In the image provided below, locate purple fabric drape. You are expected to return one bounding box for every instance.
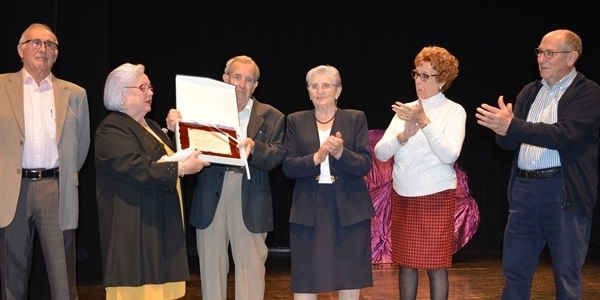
[365,130,480,264]
[452,163,480,253]
[365,130,394,264]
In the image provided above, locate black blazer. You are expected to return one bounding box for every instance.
[95,111,188,286]
[189,99,286,233]
[282,108,375,227]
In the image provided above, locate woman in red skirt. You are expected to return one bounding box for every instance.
[374,46,465,300]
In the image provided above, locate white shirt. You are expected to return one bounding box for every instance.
[238,98,253,139]
[22,70,59,169]
[318,128,333,184]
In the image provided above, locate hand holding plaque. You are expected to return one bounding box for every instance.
[174,75,250,178]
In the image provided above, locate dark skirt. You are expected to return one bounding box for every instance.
[391,189,455,269]
[289,184,373,293]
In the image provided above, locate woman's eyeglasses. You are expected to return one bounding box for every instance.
[124,84,154,92]
[307,83,339,92]
[411,70,437,82]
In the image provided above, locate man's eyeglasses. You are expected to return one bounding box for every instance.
[535,48,571,59]
[124,84,154,92]
[22,39,58,50]
[411,70,437,82]
[308,83,339,92]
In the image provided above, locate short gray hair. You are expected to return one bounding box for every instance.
[103,63,145,111]
[305,65,342,87]
[224,55,260,80]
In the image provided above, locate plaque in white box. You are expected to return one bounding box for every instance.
[175,75,248,171]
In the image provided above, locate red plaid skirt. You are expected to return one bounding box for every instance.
[391,189,455,269]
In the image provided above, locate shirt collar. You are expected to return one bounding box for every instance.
[542,68,577,91]
[22,69,53,89]
[239,98,254,118]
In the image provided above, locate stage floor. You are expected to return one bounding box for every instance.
[76,248,600,299]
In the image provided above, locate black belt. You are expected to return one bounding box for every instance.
[22,168,59,180]
[225,166,245,173]
[517,167,561,179]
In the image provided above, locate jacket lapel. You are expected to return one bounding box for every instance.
[6,72,25,137]
[52,76,68,145]
[246,100,264,139]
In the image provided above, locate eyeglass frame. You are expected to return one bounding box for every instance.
[411,69,438,82]
[124,84,154,92]
[21,39,58,50]
[307,83,339,92]
[534,48,571,59]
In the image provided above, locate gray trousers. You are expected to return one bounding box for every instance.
[0,178,78,300]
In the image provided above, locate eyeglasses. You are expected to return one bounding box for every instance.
[308,83,339,92]
[124,84,154,92]
[22,39,58,50]
[411,69,437,82]
[535,48,571,59]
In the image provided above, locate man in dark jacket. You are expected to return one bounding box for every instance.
[166,55,285,300]
[476,29,600,299]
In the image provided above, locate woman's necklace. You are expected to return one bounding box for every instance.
[315,108,337,124]
[316,114,335,124]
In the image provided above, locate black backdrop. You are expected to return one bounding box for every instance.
[2,1,599,284]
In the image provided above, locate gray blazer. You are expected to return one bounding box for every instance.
[189,98,285,233]
[0,70,90,230]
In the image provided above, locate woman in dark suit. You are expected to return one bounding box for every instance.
[95,63,209,299]
[282,65,375,300]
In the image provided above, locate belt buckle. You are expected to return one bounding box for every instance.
[315,175,337,183]
[523,171,534,179]
[30,171,43,181]
[518,168,532,179]
[226,166,244,173]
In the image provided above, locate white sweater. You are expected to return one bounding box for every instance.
[374,93,466,197]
